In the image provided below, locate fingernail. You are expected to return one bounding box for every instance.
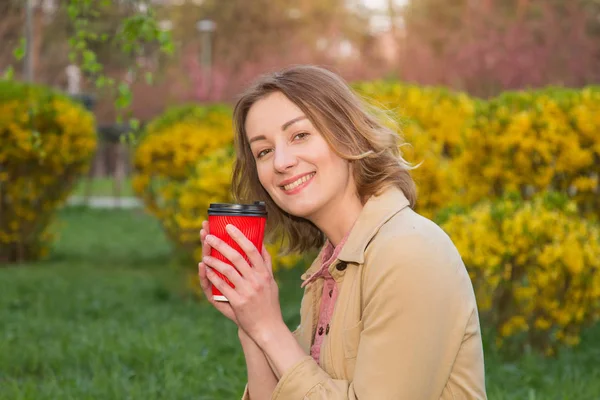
[226,224,236,233]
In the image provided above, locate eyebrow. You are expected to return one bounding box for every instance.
[249,135,266,144]
[248,115,307,145]
[281,115,307,131]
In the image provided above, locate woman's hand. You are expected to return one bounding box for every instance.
[202,224,285,345]
[198,221,239,325]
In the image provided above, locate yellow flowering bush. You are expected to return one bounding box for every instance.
[353,81,476,154]
[0,80,97,263]
[132,104,234,234]
[132,105,302,289]
[457,87,600,219]
[353,81,476,218]
[441,192,600,355]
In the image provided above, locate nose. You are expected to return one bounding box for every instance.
[273,144,298,173]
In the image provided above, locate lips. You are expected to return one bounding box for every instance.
[280,172,316,192]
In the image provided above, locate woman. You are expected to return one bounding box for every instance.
[198,65,487,399]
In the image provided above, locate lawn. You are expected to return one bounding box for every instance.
[71,176,134,198]
[1,207,599,399]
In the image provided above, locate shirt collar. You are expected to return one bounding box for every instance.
[300,228,351,287]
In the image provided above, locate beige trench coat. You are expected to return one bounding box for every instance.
[242,187,487,399]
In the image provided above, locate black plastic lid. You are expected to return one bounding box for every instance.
[208,201,267,216]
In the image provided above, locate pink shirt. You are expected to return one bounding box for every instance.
[301,233,350,365]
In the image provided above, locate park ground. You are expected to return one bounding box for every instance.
[1,203,599,399]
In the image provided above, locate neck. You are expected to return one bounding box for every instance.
[309,192,364,247]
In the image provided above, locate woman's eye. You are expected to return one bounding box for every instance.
[256,149,272,159]
[294,132,309,141]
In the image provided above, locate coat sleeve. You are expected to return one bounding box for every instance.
[269,231,484,399]
[240,326,304,400]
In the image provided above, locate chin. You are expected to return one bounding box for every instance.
[280,198,322,220]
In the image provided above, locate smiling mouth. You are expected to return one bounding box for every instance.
[281,172,316,192]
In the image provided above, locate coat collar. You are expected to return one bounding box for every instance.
[300,186,411,281]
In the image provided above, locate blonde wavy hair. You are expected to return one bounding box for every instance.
[232,65,417,253]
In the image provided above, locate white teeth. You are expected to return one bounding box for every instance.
[283,173,314,191]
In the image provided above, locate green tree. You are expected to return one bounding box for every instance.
[2,0,173,129]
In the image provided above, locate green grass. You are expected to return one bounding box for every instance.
[71,177,134,198]
[0,207,599,399]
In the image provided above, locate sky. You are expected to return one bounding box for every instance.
[361,0,408,11]
[358,0,408,33]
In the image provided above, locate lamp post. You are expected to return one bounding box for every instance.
[24,0,34,82]
[196,19,216,99]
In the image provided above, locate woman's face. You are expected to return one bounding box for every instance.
[245,91,356,221]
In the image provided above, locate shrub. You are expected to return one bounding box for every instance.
[0,80,97,263]
[352,80,476,155]
[352,81,476,218]
[456,87,600,219]
[132,104,234,229]
[441,192,600,355]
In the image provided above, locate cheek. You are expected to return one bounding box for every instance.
[322,151,350,177]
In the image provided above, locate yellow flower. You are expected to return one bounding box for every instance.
[534,318,552,330]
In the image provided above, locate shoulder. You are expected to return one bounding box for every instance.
[365,207,462,268]
[362,207,474,302]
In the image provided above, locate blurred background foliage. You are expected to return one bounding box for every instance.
[2,0,599,121]
[1,1,600,398]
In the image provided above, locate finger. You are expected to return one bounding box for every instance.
[201,226,212,258]
[205,233,252,277]
[205,266,238,302]
[200,263,238,322]
[203,255,245,289]
[202,237,211,258]
[198,262,215,303]
[200,220,209,241]
[224,224,265,276]
[262,245,274,277]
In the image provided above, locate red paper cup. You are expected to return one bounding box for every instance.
[207,202,267,302]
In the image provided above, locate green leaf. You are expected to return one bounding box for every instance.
[2,66,14,80]
[118,83,130,96]
[145,72,153,85]
[13,38,26,61]
[129,118,140,131]
[95,76,106,88]
[115,83,132,109]
[67,4,79,20]
[83,50,96,64]
[128,132,137,146]
[161,41,175,55]
[89,62,102,74]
